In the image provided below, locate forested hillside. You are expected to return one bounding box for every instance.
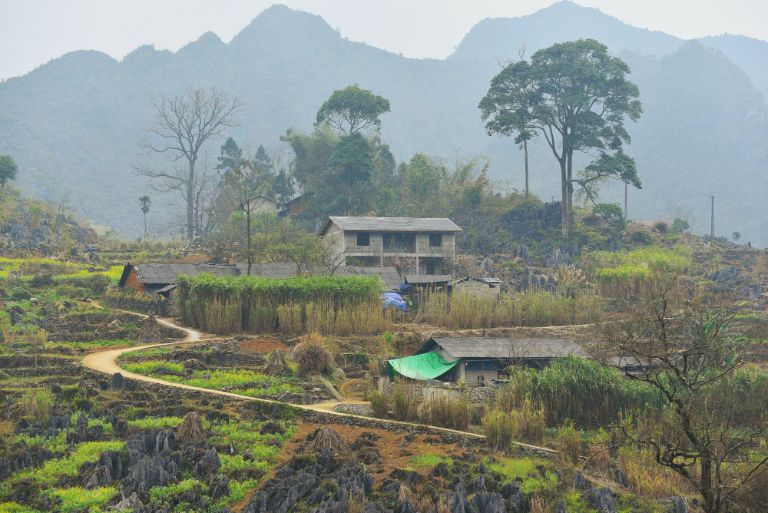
[0,1,767,243]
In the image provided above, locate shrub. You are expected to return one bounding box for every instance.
[628,229,653,245]
[555,422,582,465]
[369,390,389,418]
[294,334,331,376]
[671,218,689,234]
[652,221,669,234]
[18,388,54,425]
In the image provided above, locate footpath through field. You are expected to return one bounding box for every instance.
[82,308,557,454]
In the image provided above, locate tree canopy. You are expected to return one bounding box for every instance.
[316,85,391,135]
[0,155,18,189]
[479,39,642,238]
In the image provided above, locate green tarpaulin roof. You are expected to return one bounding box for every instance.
[387,351,459,380]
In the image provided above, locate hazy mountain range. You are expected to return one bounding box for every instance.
[1,1,767,244]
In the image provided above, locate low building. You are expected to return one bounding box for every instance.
[388,336,587,384]
[118,263,239,295]
[319,216,462,275]
[451,276,502,297]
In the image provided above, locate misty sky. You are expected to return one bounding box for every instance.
[2,0,767,81]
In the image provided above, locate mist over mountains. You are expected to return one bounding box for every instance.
[1,1,767,244]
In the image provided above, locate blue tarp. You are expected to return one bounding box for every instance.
[381,292,408,311]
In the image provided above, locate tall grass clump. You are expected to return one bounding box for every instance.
[417,290,601,329]
[483,409,517,453]
[177,274,388,335]
[392,383,419,422]
[419,393,471,430]
[369,390,390,418]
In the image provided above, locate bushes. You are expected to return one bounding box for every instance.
[506,356,663,428]
[294,334,331,376]
[177,274,388,335]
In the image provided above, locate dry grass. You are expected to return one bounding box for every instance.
[617,447,693,498]
[416,290,602,329]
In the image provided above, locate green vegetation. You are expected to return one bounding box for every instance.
[486,456,558,494]
[585,246,692,298]
[149,479,206,503]
[10,441,125,486]
[409,453,453,468]
[47,487,117,513]
[498,357,662,428]
[165,370,301,398]
[122,360,185,375]
[126,416,183,429]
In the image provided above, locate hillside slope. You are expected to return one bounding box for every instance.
[0,2,766,244]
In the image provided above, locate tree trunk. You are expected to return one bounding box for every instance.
[186,160,196,241]
[700,452,718,513]
[523,140,529,199]
[246,207,252,276]
[143,212,148,242]
[566,150,574,237]
[560,159,569,238]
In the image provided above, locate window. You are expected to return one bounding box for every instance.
[429,233,442,247]
[356,232,370,246]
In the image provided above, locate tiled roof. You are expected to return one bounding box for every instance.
[320,216,461,234]
[428,337,586,359]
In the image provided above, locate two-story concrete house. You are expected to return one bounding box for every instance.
[318,216,462,275]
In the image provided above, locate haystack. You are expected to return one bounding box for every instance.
[137,315,166,343]
[308,427,350,456]
[176,412,207,446]
[264,351,291,377]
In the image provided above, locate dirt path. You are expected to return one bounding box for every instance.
[82,309,557,453]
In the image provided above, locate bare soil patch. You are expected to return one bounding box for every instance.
[238,337,288,353]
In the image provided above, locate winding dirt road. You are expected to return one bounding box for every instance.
[82,311,557,453]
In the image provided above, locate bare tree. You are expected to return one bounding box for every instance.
[139,88,239,240]
[603,269,768,513]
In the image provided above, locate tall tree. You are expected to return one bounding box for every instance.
[316,85,390,136]
[140,88,239,240]
[138,195,151,242]
[479,60,536,199]
[479,39,642,237]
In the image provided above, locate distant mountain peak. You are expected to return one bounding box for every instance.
[449,0,681,61]
[230,4,338,49]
